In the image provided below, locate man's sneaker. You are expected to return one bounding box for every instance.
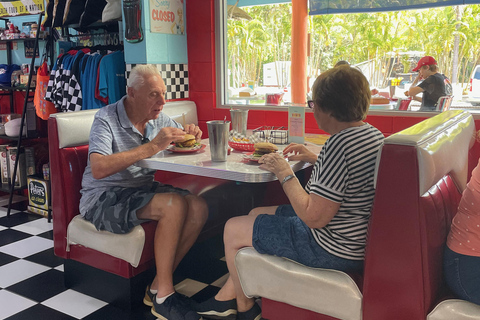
[143,285,154,307]
[151,293,202,320]
[236,303,262,320]
[195,296,237,320]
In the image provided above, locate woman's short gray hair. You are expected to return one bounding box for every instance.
[127,64,162,90]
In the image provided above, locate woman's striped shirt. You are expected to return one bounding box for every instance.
[305,123,384,260]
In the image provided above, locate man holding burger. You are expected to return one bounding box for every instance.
[404,56,452,111]
[79,64,207,320]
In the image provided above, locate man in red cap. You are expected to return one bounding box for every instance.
[405,56,452,111]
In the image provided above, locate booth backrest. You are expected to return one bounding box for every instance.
[363,110,475,320]
[48,101,199,259]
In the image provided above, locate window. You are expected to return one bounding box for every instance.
[216,1,480,113]
[216,1,293,108]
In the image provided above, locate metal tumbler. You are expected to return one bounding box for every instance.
[207,120,231,162]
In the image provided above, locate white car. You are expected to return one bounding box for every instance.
[467,65,480,105]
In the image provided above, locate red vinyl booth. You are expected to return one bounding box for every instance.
[48,105,273,309]
[235,110,475,320]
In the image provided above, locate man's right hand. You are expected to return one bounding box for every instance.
[151,127,187,151]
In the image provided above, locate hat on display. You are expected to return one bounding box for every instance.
[412,56,437,72]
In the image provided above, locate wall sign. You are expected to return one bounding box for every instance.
[0,0,44,17]
[150,0,185,34]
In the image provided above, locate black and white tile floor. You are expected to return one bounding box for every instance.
[0,195,229,320]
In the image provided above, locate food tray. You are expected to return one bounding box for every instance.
[228,141,255,152]
[253,126,288,144]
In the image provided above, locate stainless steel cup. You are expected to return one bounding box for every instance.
[230,109,248,136]
[207,120,231,162]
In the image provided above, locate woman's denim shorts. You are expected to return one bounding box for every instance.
[252,204,363,272]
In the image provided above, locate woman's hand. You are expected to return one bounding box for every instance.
[283,143,318,164]
[259,152,292,178]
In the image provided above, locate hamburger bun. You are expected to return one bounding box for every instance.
[175,134,197,148]
[253,142,278,158]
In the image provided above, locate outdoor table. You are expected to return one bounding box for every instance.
[136,140,323,183]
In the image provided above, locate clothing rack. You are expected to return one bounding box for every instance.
[7,12,45,221]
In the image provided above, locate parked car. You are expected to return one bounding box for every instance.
[467,65,480,105]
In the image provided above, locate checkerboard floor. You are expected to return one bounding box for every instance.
[0,195,228,320]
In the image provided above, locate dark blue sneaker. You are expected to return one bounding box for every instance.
[195,296,237,320]
[236,303,261,320]
[151,293,202,320]
[143,285,154,307]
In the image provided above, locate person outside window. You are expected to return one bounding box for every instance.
[444,152,480,306]
[404,56,451,111]
[79,64,207,320]
[195,66,385,320]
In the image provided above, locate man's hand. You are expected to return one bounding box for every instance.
[151,127,186,151]
[183,123,202,141]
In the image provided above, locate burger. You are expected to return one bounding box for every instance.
[253,142,278,159]
[175,134,198,149]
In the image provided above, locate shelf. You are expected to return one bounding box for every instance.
[0,135,27,140]
[0,183,25,192]
[0,85,36,92]
[0,36,47,43]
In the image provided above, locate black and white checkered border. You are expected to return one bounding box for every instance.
[126,63,189,100]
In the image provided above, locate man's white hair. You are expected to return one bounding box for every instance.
[127,64,162,90]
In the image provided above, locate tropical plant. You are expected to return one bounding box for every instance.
[227,4,480,89]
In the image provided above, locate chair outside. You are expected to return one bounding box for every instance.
[435,96,453,112]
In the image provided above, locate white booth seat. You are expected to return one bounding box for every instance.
[427,299,480,320]
[51,101,198,267]
[235,247,363,320]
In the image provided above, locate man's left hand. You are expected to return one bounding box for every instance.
[184,124,202,141]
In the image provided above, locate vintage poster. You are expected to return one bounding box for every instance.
[150,0,185,34]
[0,0,44,17]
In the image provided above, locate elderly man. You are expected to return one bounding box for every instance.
[79,64,208,320]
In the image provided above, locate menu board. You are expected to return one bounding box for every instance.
[150,0,185,35]
[288,106,305,144]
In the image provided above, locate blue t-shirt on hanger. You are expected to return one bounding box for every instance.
[98,51,126,104]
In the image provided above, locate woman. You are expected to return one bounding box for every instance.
[195,66,385,320]
[444,154,480,305]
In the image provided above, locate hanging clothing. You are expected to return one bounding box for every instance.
[97,50,126,104]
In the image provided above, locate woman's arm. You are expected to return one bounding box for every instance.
[281,174,340,229]
[259,153,340,229]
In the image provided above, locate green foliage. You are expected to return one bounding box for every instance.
[227,4,480,88]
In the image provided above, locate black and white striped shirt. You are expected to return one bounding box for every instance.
[305,123,384,260]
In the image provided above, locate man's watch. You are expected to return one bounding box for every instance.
[281,174,296,186]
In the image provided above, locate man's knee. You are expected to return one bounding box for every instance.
[186,195,208,225]
[150,193,189,220]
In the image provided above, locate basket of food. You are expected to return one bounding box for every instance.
[228,140,255,152]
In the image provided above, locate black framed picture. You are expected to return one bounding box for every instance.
[24,40,39,58]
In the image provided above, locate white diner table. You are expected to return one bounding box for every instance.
[137,140,323,183]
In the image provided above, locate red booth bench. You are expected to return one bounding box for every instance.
[48,101,273,309]
[235,110,475,320]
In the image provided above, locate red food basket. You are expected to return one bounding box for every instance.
[228,141,255,151]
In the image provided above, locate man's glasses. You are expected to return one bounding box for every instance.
[141,137,150,144]
[307,100,315,109]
